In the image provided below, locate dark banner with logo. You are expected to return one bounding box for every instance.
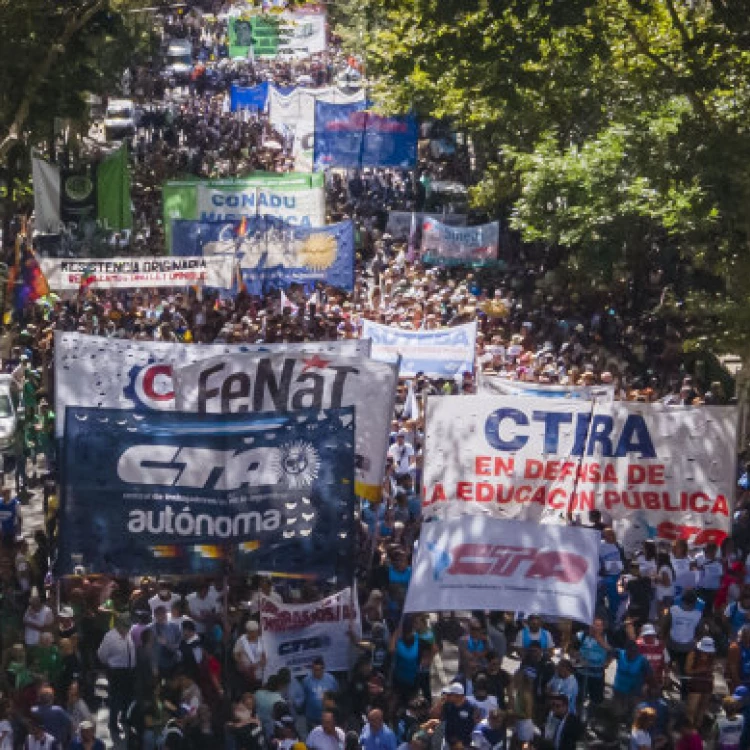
[60,167,97,226]
[58,407,356,578]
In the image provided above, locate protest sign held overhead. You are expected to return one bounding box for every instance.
[479,374,615,402]
[173,352,398,501]
[362,319,477,378]
[260,587,360,677]
[404,517,599,623]
[58,407,356,577]
[54,332,371,438]
[423,395,737,550]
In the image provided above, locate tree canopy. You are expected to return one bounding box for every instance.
[356,0,750,355]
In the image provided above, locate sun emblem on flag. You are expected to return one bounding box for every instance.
[272,441,321,489]
[299,234,338,270]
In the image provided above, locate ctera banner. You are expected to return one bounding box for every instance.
[313,101,418,169]
[172,352,398,501]
[361,320,476,378]
[40,256,234,290]
[171,218,355,293]
[403,517,599,622]
[260,587,360,677]
[423,395,737,552]
[58,407,356,577]
[421,218,500,265]
[53,332,371,438]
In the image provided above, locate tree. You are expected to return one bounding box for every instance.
[0,0,158,160]
[357,0,750,356]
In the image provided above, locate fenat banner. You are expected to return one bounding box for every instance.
[313,101,418,169]
[385,211,467,241]
[230,82,269,112]
[423,395,738,552]
[173,352,398,501]
[40,256,234,291]
[171,218,354,293]
[260,587,360,677]
[269,86,365,172]
[421,218,500,265]
[58,407,356,577]
[478,374,615,403]
[162,173,325,251]
[53,332,371,438]
[404,517,599,623]
[361,320,476,378]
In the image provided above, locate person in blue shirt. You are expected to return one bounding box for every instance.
[612,640,651,721]
[300,657,339,731]
[360,709,398,750]
[0,488,19,548]
[69,719,105,750]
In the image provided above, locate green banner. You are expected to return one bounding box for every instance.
[251,16,280,58]
[96,145,132,231]
[228,17,253,59]
[163,173,326,252]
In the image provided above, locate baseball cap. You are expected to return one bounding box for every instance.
[640,624,657,637]
[245,620,260,633]
[442,682,465,696]
[697,636,716,653]
[79,720,94,730]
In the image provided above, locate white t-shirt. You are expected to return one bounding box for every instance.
[599,542,624,576]
[671,556,696,594]
[630,728,652,750]
[24,604,53,646]
[148,592,183,615]
[306,726,345,750]
[467,694,498,720]
[186,590,218,633]
[697,554,723,590]
[0,719,12,750]
[388,441,415,474]
[656,566,675,601]
[715,714,744,750]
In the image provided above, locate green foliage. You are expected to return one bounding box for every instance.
[354,0,750,355]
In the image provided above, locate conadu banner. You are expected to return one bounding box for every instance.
[423,395,737,551]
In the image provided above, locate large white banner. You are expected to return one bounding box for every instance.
[404,517,599,623]
[40,257,234,291]
[361,320,476,378]
[54,333,371,438]
[269,87,365,172]
[196,184,326,227]
[479,375,615,402]
[173,352,398,501]
[422,219,499,264]
[260,588,359,676]
[423,395,737,551]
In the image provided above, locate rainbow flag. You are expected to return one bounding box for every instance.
[14,246,49,312]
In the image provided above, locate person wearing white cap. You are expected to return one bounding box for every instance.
[626,620,670,689]
[69,719,104,750]
[233,619,266,690]
[684,636,716,726]
[431,682,476,747]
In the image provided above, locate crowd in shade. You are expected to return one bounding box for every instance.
[0,2,745,750]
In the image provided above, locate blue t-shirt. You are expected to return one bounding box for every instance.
[301,672,339,722]
[360,724,398,750]
[0,498,18,536]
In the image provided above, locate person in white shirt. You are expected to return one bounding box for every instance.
[23,590,53,648]
[466,674,498,720]
[233,620,266,689]
[148,581,182,616]
[23,720,55,750]
[387,432,415,478]
[696,542,723,613]
[186,582,218,635]
[97,614,136,741]
[306,711,345,750]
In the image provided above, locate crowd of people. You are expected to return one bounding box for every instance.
[0,1,745,750]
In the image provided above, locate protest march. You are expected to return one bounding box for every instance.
[0,1,748,750]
